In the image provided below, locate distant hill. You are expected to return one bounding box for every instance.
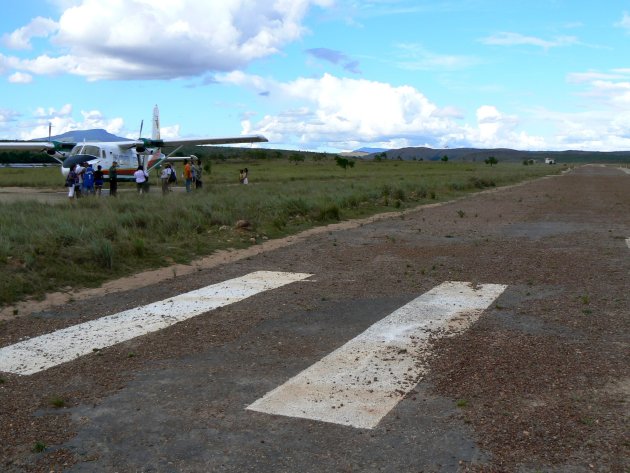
[0,129,132,164]
[338,151,370,157]
[35,128,129,143]
[356,147,388,153]
[368,147,630,164]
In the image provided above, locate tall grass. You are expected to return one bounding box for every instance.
[0,166,62,188]
[0,160,561,305]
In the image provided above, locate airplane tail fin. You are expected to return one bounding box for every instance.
[152,105,160,140]
[146,104,165,172]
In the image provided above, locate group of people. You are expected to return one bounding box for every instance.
[65,162,105,199]
[182,159,203,193]
[159,158,203,194]
[66,158,207,199]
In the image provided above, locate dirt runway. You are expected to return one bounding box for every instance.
[0,165,628,472]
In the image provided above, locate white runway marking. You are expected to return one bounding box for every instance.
[0,271,311,376]
[247,281,506,429]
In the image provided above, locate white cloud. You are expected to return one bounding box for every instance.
[431,106,464,119]
[466,105,544,149]
[568,69,630,109]
[221,72,546,151]
[34,104,73,118]
[616,11,630,30]
[225,72,450,147]
[159,124,181,140]
[567,71,626,83]
[0,109,20,127]
[506,69,630,150]
[554,111,630,150]
[4,0,333,80]
[0,103,187,141]
[8,72,33,84]
[395,43,480,71]
[0,104,127,140]
[1,17,58,50]
[480,32,578,50]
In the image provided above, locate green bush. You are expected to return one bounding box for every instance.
[91,239,114,270]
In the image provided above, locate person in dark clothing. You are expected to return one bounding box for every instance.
[109,161,118,197]
[94,165,104,196]
[66,164,77,200]
[194,159,203,189]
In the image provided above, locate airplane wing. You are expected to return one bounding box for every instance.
[139,134,268,149]
[0,141,76,153]
[161,134,268,147]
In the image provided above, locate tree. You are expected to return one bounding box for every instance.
[288,153,305,164]
[441,155,449,163]
[485,156,498,166]
[335,156,354,170]
[248,149,267,160]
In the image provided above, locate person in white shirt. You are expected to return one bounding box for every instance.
[134,166,148,193]
[74,162,85,198]
[160,164,172,195]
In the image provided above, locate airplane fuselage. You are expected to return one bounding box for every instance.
[62,142,165,181]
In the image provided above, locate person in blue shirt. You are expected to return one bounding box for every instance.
[83,163,95,195]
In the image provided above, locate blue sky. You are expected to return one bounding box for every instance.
[1,0,630,152]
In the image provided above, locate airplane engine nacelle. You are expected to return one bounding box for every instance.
[46,149,57,156]
[136,145,146,153]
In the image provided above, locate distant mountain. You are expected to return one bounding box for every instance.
[367,147,630,164]
[35,128,129,143]
[356,147,388,153]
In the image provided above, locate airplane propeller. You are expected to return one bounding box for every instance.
[135,120,147,152]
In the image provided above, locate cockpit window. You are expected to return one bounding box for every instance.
[69,144,100,157]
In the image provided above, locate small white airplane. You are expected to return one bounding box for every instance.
[0,105,268,181]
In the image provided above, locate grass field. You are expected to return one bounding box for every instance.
[0,158,563,306]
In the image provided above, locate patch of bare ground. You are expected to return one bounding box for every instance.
[427,167,630,472]
[429,325,628,472]
[0,297,278,471]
